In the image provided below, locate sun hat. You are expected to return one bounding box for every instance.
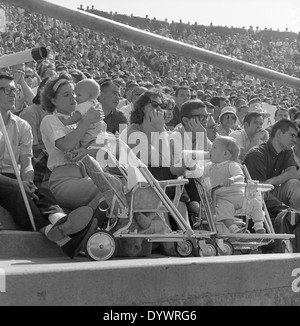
[219,106,237,121]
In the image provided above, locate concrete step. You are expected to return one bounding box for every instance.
[0,230,65,258]
[0,253,300,306]
[0,205,65,258]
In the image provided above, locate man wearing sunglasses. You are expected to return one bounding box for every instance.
[170,99,213,206]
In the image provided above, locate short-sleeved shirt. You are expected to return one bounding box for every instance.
[40,113,78,171]
[0,111,33,174]
[244,140,298,182]
[230,128,266,150]
[104,109,128,135]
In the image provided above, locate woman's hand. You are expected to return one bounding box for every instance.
[84,106,103,124]
[148,109,165,132]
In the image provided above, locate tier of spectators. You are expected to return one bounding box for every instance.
[1,2,300,110]
[2,2,300,255]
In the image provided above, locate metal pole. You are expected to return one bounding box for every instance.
[0,113,36,231]
[3,0,300,90]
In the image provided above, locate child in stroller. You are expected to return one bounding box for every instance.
[203,136,266,234]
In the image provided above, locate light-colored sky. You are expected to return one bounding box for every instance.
[46,0,300,33]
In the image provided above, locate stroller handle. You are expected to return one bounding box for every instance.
[96,134,148,169]
[230,182,274,192]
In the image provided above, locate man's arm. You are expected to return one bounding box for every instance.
[265,166,299,186]
[13,70,35,105]
[19,153,34,182]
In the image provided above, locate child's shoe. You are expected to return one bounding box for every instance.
[254,222,266,234]
[228,224,243,233]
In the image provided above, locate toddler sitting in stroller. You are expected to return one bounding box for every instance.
[203,136,266,233]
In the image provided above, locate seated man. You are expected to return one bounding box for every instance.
[230,111,269,162]
[244,119,300,223]
[0,73,95,258]
[99,79,128,135]
[19,78,51,187]
[170,99,211,206]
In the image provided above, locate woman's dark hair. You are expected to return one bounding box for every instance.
[130,88,164,125]
[32,77,49,105]
[41,72,73,113]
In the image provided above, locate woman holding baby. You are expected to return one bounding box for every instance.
[40,73,104,211]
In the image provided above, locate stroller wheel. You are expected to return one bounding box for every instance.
[197,239,218,257]
[218,240,234,256]
[175,240,194,257]
[85,230,117,261]
[240,249,251,254]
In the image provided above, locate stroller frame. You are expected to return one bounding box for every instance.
[193,165,295,255]
[82,138,217,261]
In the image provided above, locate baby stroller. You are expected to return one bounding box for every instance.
[80,137,218,261]
[191,166,295,256]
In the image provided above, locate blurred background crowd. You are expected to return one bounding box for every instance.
[0,2,300,123]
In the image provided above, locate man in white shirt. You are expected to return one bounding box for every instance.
[170,100,211,204]
[230,111,269,162]
[119,86,147,122]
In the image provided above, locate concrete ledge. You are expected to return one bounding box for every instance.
[0,231,65,258]
[1,254,300,306]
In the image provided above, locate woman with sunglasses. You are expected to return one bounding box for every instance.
[119,88,191,250]
[120,88,170,170]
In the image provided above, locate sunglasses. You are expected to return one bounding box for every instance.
[188,113,212,120]
[148,100,167,110]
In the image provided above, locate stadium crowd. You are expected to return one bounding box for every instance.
[1,2,300,257]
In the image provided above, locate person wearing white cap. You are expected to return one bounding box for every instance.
[234,98,249,129]
[216,106,237,136]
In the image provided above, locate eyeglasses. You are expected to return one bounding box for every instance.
[0,87,20,95]
[148,100,167,110]
[188,113,212,120]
